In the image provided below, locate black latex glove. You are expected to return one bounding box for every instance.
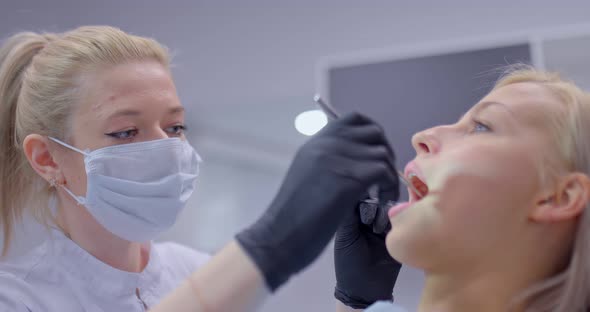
[236,112,399,292]
[334,197,402,308]
[358,191,393,235]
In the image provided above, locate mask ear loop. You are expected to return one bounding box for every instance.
[58,185,85,206]
[47,137,89,156]
[48,181,84,210]
[47,177,79,203]
[46,137,88,206]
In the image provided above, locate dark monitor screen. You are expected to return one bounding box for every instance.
[324,43,530,199]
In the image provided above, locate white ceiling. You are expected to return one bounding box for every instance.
[2,0,590,161]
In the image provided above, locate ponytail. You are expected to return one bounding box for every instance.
[0,33,51,256]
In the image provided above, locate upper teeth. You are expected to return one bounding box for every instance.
[408,172,417,179]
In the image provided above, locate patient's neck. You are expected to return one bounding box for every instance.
[419,271,524,312]
[417,249,563,312]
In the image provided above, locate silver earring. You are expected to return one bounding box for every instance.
[49,177,57,188]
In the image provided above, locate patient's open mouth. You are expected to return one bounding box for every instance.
[408,172,429,203]
[388,162,431,219]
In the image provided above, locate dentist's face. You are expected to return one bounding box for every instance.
[385,82,565,272]
[53,60,186,202]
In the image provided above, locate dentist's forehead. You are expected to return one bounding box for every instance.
[81,61,175,116]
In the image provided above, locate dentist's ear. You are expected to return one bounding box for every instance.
[530,172,590,223]
[23,134,64,185]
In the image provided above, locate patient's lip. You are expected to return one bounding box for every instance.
[388,201,411,218]
[404,161,425,183]
[404,160,429,202]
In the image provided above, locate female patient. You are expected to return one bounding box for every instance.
[405,67,590,311]
[149,66,590,312]
[336,66,590,312]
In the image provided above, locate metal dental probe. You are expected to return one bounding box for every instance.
[313,94,424,198]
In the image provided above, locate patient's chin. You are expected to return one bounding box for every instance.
[385,226,424,267]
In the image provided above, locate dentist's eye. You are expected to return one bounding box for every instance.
[165,124,186,136]
[470,119,492,134]
[105,129,138,139]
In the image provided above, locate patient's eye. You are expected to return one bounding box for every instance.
[470,119,492,134]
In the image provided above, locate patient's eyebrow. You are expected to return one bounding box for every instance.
[460,101,518,122]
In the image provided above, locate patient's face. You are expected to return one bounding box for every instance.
[385,82,565,271]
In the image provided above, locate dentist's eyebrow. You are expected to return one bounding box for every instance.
[107,106,184,120]
[107,109,141,120]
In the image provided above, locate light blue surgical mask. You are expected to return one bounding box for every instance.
[49,137,202,242]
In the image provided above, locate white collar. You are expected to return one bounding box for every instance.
[46,229,162,296]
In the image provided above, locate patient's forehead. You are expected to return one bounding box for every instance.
[481,82,565,131]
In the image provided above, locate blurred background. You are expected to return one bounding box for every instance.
[2,1,590,311]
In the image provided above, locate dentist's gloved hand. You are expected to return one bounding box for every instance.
[334,198,402,308]
[236,112,399,292]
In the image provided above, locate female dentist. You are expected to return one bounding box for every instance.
[0,25,400,311]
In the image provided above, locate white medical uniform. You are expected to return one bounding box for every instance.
[0,229,209,311]
[365,301,409,312]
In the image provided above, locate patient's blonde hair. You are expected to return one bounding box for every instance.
[494,65,590,311]
[0,26,169,256]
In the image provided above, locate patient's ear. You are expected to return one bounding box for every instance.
[530,172,590,223]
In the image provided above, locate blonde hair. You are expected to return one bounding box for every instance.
[0,26,169,256]
[494,66,590,311]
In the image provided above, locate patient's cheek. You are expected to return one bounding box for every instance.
[426,160,495,195]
